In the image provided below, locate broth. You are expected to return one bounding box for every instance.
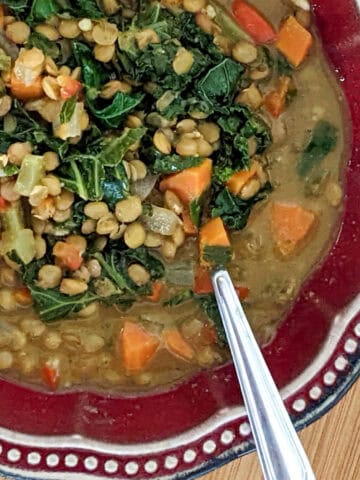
[0,0,348,391]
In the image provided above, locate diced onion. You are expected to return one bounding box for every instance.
[141,205,180,236]
[131,175,159,200]
[165,261,195,286]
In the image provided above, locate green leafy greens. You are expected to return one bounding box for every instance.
[297,120,338,177]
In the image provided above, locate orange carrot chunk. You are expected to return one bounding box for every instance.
[13,287,32,306]
[159,158,212,204]
[235,286,250,300]
[194,265,213,294]
[122,321,160,374]
[0,196,9,211]
[226,163,258,195]
[10,72,44,101]
[0,5,5,30]
[42,361,60,390]
[276,16,313,67]
[271,202,316,256]
[199,217,232,266]
[181,208,198,235]
[163,328,195,361]
[147,281,165,303]
[232,0,277,44]
[53,241,83,271]
[263,76,291,118]
[59,76,82,100]
[200,217,231,249]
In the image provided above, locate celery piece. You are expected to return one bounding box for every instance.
[1,203,24,233]
[14,229,36,265]
[14,154,45,196]
[209,0,253,43]
[0,229,36,265]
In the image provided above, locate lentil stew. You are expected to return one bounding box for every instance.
[0,0,347,391]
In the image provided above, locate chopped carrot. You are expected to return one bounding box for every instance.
[271,202,316,256]
[0,196,8,211]
[232,0,277,44]
[199,217,231,266]
[235,286,250,300]
[194,265,213,294]
[276,16,313,67]
[10,72,44,101]
[13,287,32,306]
[147,281,165,302]
[226,163,258,195]
[159,159,212,204]
[53,241,83,271]
[163,328,195,361]
[58,76,82,100]
[201,323,218,345]
[42,361,60,390]
[0,5,5,30]
[194,266,249,300]
[263,76,291,118]
[122,321,160,374]
[181,208,198,235]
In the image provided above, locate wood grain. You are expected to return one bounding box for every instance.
[202,379,360,480]
[0,381,358,480]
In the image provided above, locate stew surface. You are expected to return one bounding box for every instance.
[0,0,347,391]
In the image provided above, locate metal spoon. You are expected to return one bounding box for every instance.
[212,268,316,480]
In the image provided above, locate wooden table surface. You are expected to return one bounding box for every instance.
[0,380,358,480]
[203,379,360,480]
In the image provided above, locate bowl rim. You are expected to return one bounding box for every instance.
[0,0,360,478]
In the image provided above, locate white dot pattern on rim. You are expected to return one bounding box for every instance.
[344,338,358,354]
[183,449,196,463]
[221,430,235,445]
[125,461,139,476]
[309,385,322,400]
[203,440,216,454]
[46,454,59,468]
[335,355,348,371]
[239,422,251,436]
[65,454,79,468]
[144,460,158,474]
[164,455,178,470]
[292,398,306,412]
[84,456,98,471]
[0,445,3,455]
[323,370,337,386]
[104,460,118,474]
[354,323,360,337]
[7,449,21,462]
[27,452,41,466]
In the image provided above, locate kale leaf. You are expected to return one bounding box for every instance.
[213,105,272,179]
[94,247,164,296]
[58,155,105,201]
[103,163,130,207]
[100,127,147,166]
[150,149,203,174]
[211,183,272,230]
[202,246,232,266]
[164,289,194,306]
[0,100,68,156]
[196,294,227,346]
[87,92,144,128]
[28,286,101,323]
[60,96,77,124]
[297,120,338,177]
[26,31,60,58]
[197,58,243,104]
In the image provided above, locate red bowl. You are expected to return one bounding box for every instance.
[1,1,360,478]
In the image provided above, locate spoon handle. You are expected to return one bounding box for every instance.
[212,269,316,480]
